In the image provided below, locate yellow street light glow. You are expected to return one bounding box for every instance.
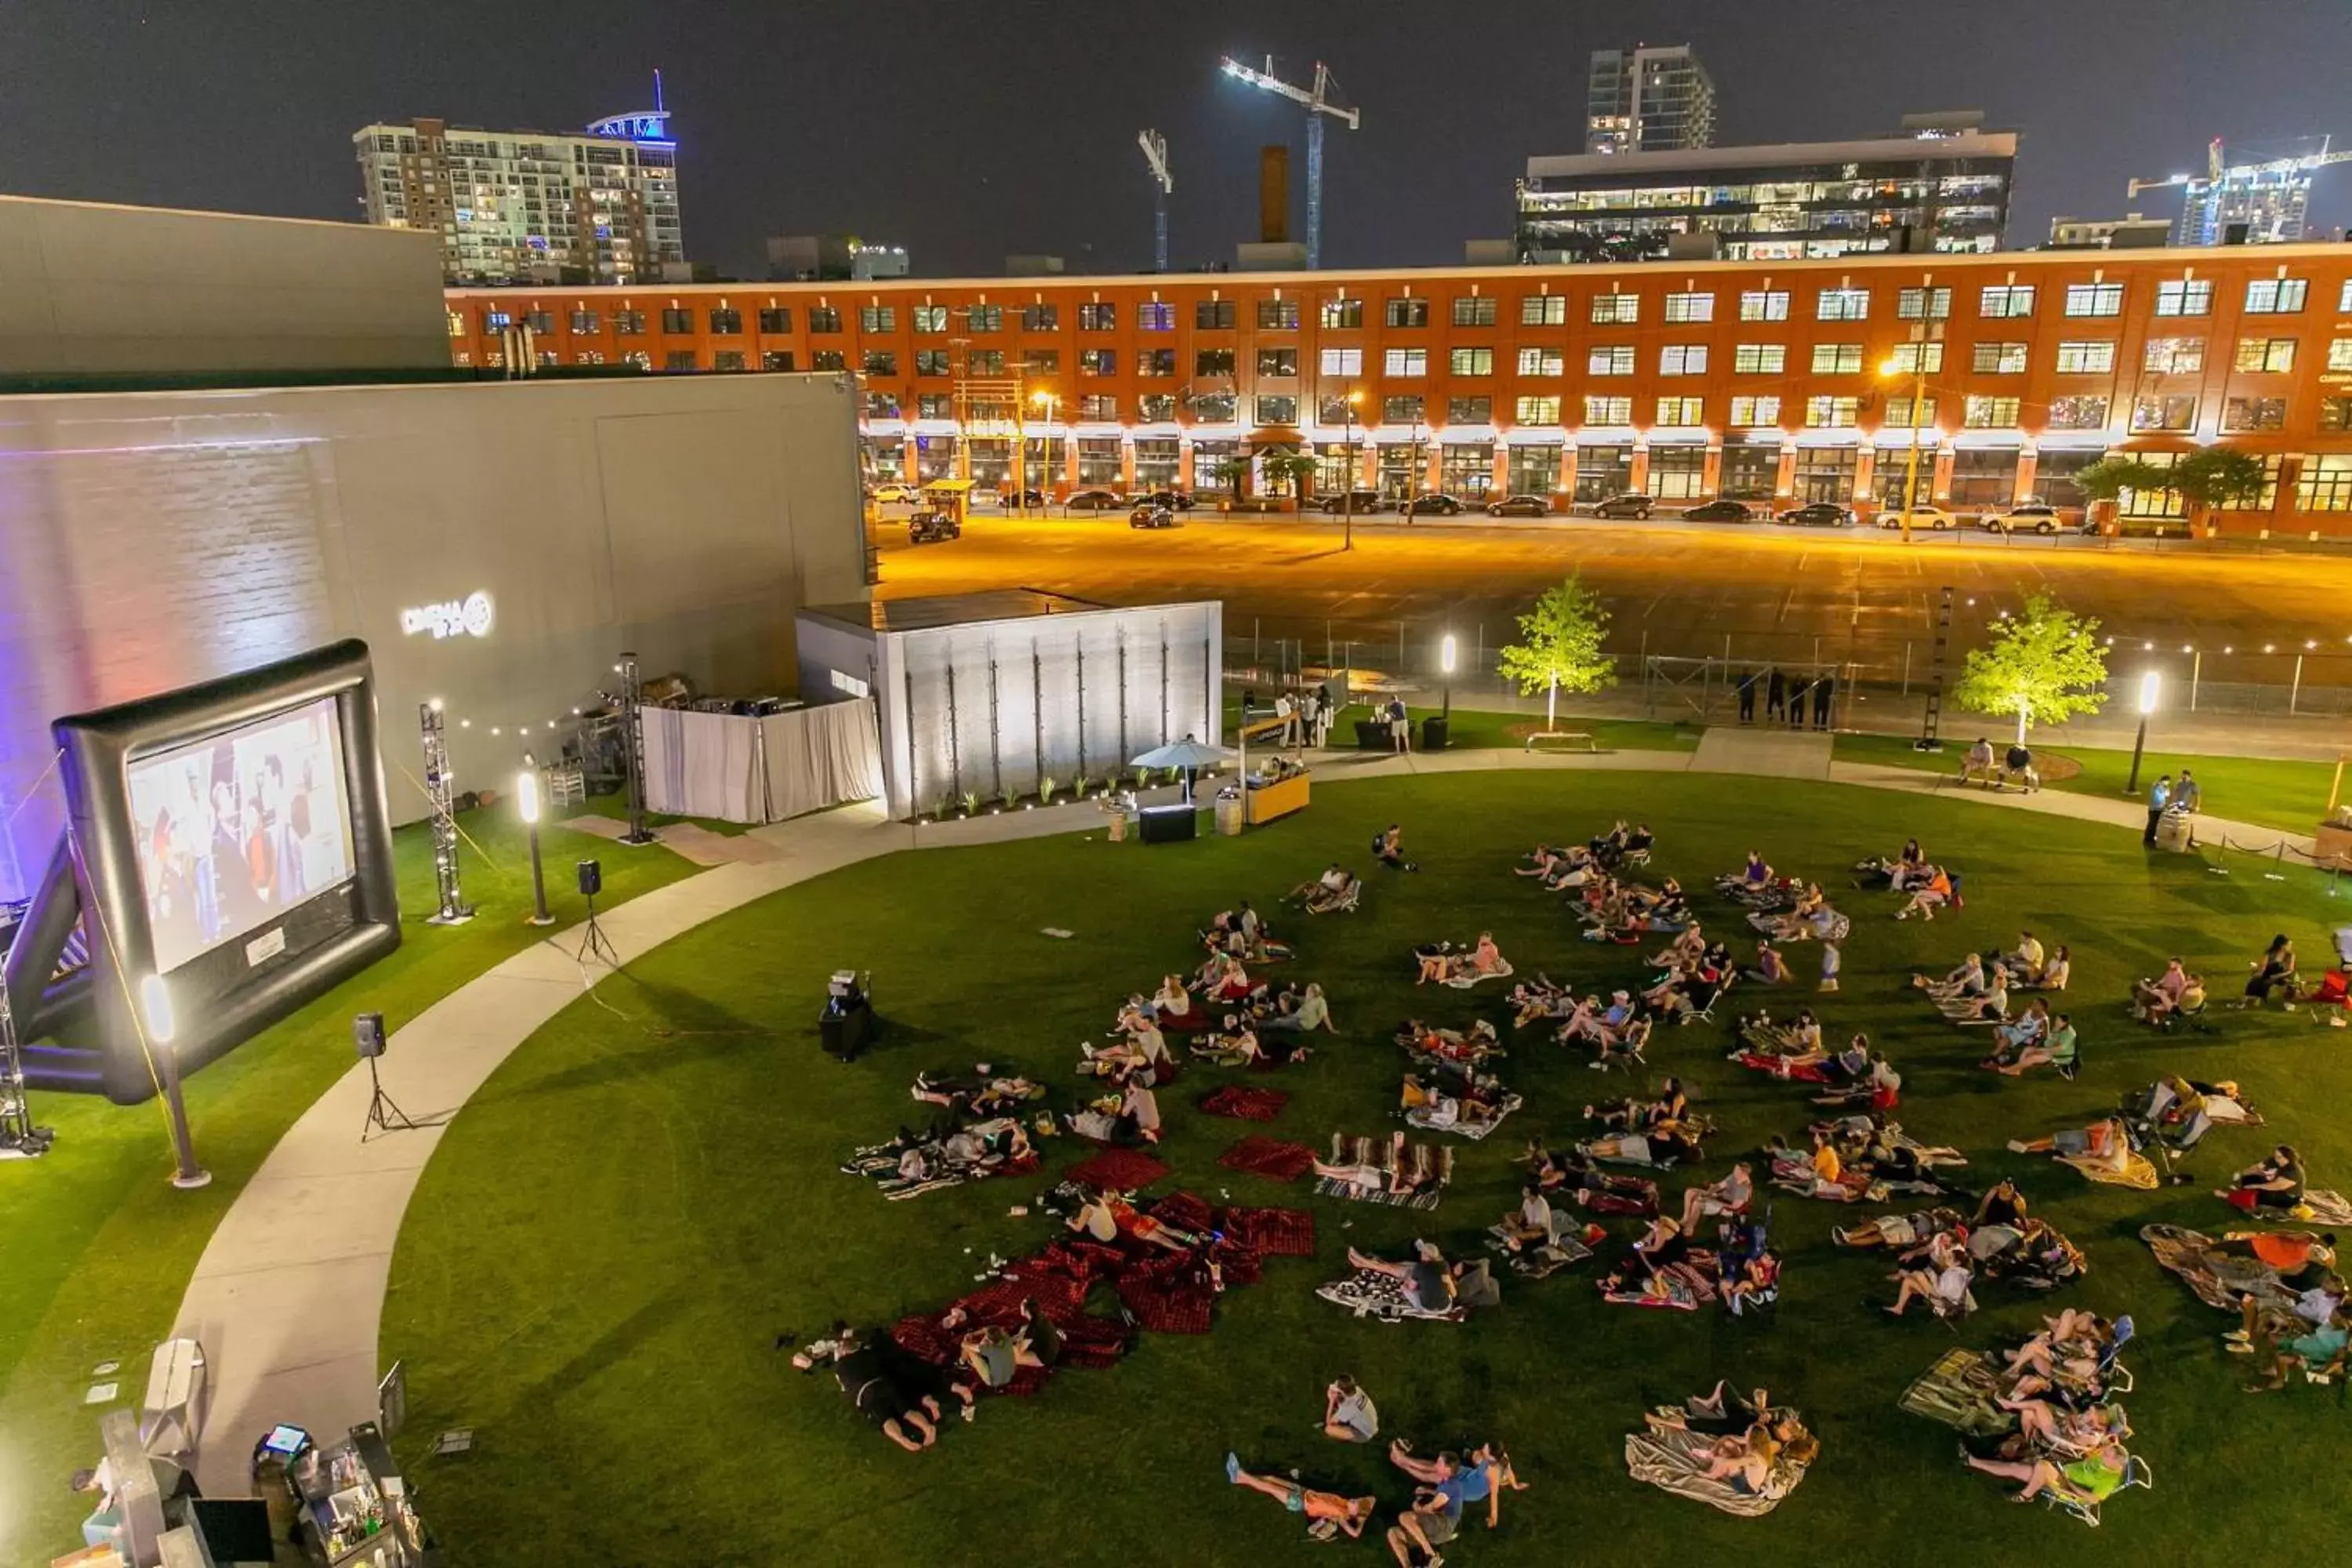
[1878,357,1906,378]
[517,769,542,825]
[1441,633,1458,674]
[2138,671,2161,715]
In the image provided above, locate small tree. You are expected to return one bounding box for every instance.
[1211,455,1250,501]
[1496,575,1616,728]
[2070,455,2169,503]
[1263,451,1318,499]
[1952,592,2110,746]
[2172,448,2269,532]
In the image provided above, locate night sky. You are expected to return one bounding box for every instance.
[3,0,2348,279]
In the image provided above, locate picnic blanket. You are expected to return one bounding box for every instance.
[1218,1135,1318,1183]
[1314,1267,1468,1323]
[1200,1084,1289,1122]
[2288,1189,2352,1226]
[1065,1147,1172,1192]
[1406,1093,1523,1141]
[1624,1417,1811,1515]
[1897,1348,2015,1438]
[2060,1151,2159,1189]
[1445,958,1518,989]
[1601,1261,1715,1311]
[2143,1222,2302,1316]
[841,1142,1040,1201]
[1316,1174,1444,1210]
[1221,1205,1317,1257]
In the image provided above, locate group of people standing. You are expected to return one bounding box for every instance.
[1734,668,1837,731]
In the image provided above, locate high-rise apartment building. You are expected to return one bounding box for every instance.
[354,107,687,286]
[1585,45,1716,155]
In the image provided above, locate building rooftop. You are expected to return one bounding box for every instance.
[800,590,1109,634]
[1526,129,2019,181]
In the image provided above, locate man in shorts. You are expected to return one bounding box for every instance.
[794,1324,961,1452]
[1225,1454,1376,1538]
[1384,1451,1467,1566]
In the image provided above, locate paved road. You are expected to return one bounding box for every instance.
[875,510,2352,688]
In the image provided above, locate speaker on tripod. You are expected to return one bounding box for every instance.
[575,860,620,967]
[356,1012,416,1141]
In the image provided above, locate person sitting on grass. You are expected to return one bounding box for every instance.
[957,1323,1044,1391]
[1886,1232,1973,1317]
[2218,1145,2308,1213]
[1915,951,1987,1002]
[2131,958,2200,1023]
[1894,866,1955,921]
[2244,1305,2352,1392]
[1192,1014,1264,1068]
[1586,1077,1689,1131]
[1323,1376,1381,1443]
[1990,1013,2076,1077]
[1374,824,1419,873]
[1984,998,2050,1063]
[1417,931,1505,985]
[1347,1244,1462,1315]
[1194,949,1256,1005]
[2239,934,2300,1009]
[1083,1012,1174,1080]
[2027,944,2071,993]
[1497,1184,1559,1251]
[1942,968,2010,1025]
[1746,940,1791,985]
[1381,1452,1472,1566]
[1065,1075,1162,1145]
[1151,974,1207,1029]
[1739,849,1774,888]
[1962,1432,2130,1509]
[1388,1440,1520,1537]
[1261,981,1335,1034]
[1224,1454,1377,1540]
[1813,1048,1902,1112]
[1994,930,2048,985]
[1678,1160,1755,1232]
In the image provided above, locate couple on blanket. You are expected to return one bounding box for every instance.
[1414,932,1508,985]
[1203,900,1291,964]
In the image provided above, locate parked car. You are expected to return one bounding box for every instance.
[1403,492,1466,518]
[997,487,1047,509]
[906,509,961,543]
[1980,502,2078,535]
[1685,499,1761,524]
[1139,488,1196,511]
[1486,493,1553,517]
[870,481,917,505]
[1875,504,1958,531]
[1592,492,1655,520]
[1776,502,1857,528]
[1127,503,1178,529]
[1067,488,1125,511]
[1319,487,1383,514]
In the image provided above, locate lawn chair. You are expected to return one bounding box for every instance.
[1310,880,1362,916]
[2045,1453,2152,1528]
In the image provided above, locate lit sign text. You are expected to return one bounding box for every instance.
[401,591,495,641]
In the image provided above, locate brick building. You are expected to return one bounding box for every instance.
[447,242,2352,531]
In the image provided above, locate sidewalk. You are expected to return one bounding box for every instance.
[165,749,2309,1499]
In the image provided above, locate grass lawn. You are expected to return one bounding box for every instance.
[383,772,2350,1567]
[564,793,757,837]
[0,811,695,1560]
[1229,697,1704,756]
[1832,732,2339,838]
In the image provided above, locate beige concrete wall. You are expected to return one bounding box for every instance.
[0,372,869,898]
[0,195,449,375]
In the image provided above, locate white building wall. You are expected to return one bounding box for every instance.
[0,372,869,899]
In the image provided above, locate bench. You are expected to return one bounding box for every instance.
[1525,731,1603,754]
[1959,762,2039,793]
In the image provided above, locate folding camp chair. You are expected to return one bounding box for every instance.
[2045,1453,2152,1528]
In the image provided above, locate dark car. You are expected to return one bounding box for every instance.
[907,509,961,543]
[998,487,1047,509]
[1319,487,1382,514]
[1403,492,1466,518]
[1066,488,1124,511]
[1486,493,1553,517]
[1777,502,1857,528]
[1140,488,1196,511]
[1684,499,1759,524]
[1127,503,1178,529]
[1592,492,1655,520]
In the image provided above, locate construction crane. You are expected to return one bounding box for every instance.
[1218,54,1359,269]
[2127,136,2352,245]
[1138,129,1172,273]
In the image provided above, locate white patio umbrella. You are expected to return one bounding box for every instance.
[1131,737,1233,803]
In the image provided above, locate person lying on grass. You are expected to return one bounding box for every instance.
[1582,1121,1706,1168]
[1065,1075,1162,1145]
[1068,1189,1205,1253]
[1323,1376,1381,1443]
[1585,1076,1688,1131]
[1224,1454,1377,1540]
[1833,1207,1964,1251]
[1399,1018,1503,1065]
[1316,1131,1428,1197]
[1402,1065,1514,1133]
[793,1323,974,1451]
[910,1070,1045,1118]
[2008,1116,2129,1171]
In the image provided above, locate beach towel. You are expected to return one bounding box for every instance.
[1315,1174,1444,1210]
[1218,1136,1318,1183]
[2142,1223,2300,1316]
[1896,1348,2014,1438]
[1314,1267,1468,1323]
[1624,1419,1809,1515]
[1200,1084,1290,1122]
[1065,1147,1172,1192]
[2060,1151,2159,1189]
[1406,1093,1523,1141]
[2285,1189,2352,1226]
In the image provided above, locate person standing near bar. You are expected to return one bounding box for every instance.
[1786,676,1809,728]
[1766,666,1786,721]
[1737,668,1758,724]
[1812,673,1835,731]
[2143,773,2172,846]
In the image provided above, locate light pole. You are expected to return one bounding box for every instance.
[1030,389,1058,506]
[1440,633,1457,720]
[1341,389,1361,551]
[142,974,209,1189]
[517,760,554,926]
[2125,670,2161,795]
[1879,350,1929,546]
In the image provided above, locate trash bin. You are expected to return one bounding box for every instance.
[1214,793,1245,837]
[1106,808,1129,842]
[1421,715,1450,752]
[2156,811,2194,852]
[1354,720,1392,750]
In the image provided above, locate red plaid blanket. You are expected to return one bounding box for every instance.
[1065,1147,1172,1192]
[1221,1205,1317,1256]
[1200,1084,1289,1122]
[1218,1136,1318,1183]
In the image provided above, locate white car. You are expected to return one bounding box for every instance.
[1980,503,2075,535]
[1875,504,1958,531]
[870,482,917,505]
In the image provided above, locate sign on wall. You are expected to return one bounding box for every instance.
[399,592,495,641]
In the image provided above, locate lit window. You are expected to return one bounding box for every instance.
[966,305,1002,332]
[1972,342,2028,374]
[1450,347,1494,376]
[2045,395,2108,430]
[1883,343,1944,375]
[2330,338,2352,372]
[1729,395,1782,426]
[1080,302,1117,332]
[1138,302,1174,331]
[862,350,897,376]
[1450,395,1492,423]
[1733,343,1785,375]
[2298,453,2352,512]
[1978,284,2035,319]
[2055,340,2118,374]
[1258,394,1300,425]
[2131,394,2197,432]
[2154,279,2212,317]
[1515,394,1563,424]
[1385,296,1431,328]
[2322,396,2352,432]
[1256,347,1298,377]
[1886,397,1938,428]
[1319,347,1363,376]
[1520,294,1567,326]
[1896,285,1951,320]
[1804,395,1860,427]
[1379,394,1421,423]
[1582,395,1632,425]
[1810,343,1864,375]
[2341,281,2352,314]
[911,305,947,333]
[1021,304,1058,332]
[1588,345,1636,376]
[1739,290,1790,321]
[1384,347,1428,377]
[2244,278,2308,314]
[2063,282,2125,318]
[1653,396,1704,427]
[1591,292,1639,324]
[1319,298,1363,328]
[1664,292,1714,323]
[2223,395,2286,431]
[1254,299,1298,330]
[858,305,896,332]
[2142,337,2205,375]
[1079,394,1116,420]
[1659,345,1709,376]
[2234,337,2297,373]
[1079,349,1116,376]
[1963,395,2021,428]
[1517,347,1564,376]
[1816,287,1870,321]
[1451,296,1497,327]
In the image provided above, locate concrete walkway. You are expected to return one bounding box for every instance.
[165,749,2316,1497]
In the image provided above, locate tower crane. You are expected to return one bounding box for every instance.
[1218,55,1359,269]
[1138,129,1172,273]
[2127,136,2352,244]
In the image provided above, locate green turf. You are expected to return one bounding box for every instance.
[1833,732,2339,839]
[564,793,757,837]
[1228,699,1704,757]
[381,772,2351,1566]
[0,811,695,1560]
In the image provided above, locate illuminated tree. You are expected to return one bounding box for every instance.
[1952,593,2110,746]
[1496,575,1615,728]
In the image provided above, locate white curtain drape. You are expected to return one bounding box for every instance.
[634,699,882,824]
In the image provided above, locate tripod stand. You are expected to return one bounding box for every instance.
[575,891,622,969]
[361,1054,418,1142]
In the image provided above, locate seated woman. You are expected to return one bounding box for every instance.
[1552,994,1609,1047]
[2131,958,2195,1023]
[1315,1131,1426,1197]
[2028,944,2071,993]
[1962,1432,2131,1509]
[1916,951,1987,1001]
[1894,866,1954,921]
[1745,940,1791,985]
[1192,1014,1264,1068]
[1417,931,1506,985]
[1992,1014,2075,1077]
[1984,998,2050,1063]
[1151,973,1211,1031]
[1195,950,1256,1005]
[2239,934,2300,1009]
[1322,1377,1380,1443]
[1065,1076,1162,1145]
[2247,1305,2351,1392]
[958,1323,1044,1391]
[1678,1160,1755,1232]
[1650,924,1708,973]
[1813,1049,1902,1111]
[1886,837,1929,888]
[1222,1455,1377,1538]
[2218,1145,2307,1213]
[1943,968,2010,1024]
[1738,850,1773,888]
[1373,823,1418,873]
[1886,1232,1973,1316]
[1261,981,1335,1033]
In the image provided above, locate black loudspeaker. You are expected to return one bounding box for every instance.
[354,1012,387,1059]
[577,859,603,897]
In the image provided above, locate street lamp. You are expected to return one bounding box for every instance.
[2125,670,2161,795]
[141,973,209,1189]
[1878,349,1929,546]
[517,760,554,927]
[1440,633,1458,720]
[1030,389,1058,505]
[1341,388,1363,551]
